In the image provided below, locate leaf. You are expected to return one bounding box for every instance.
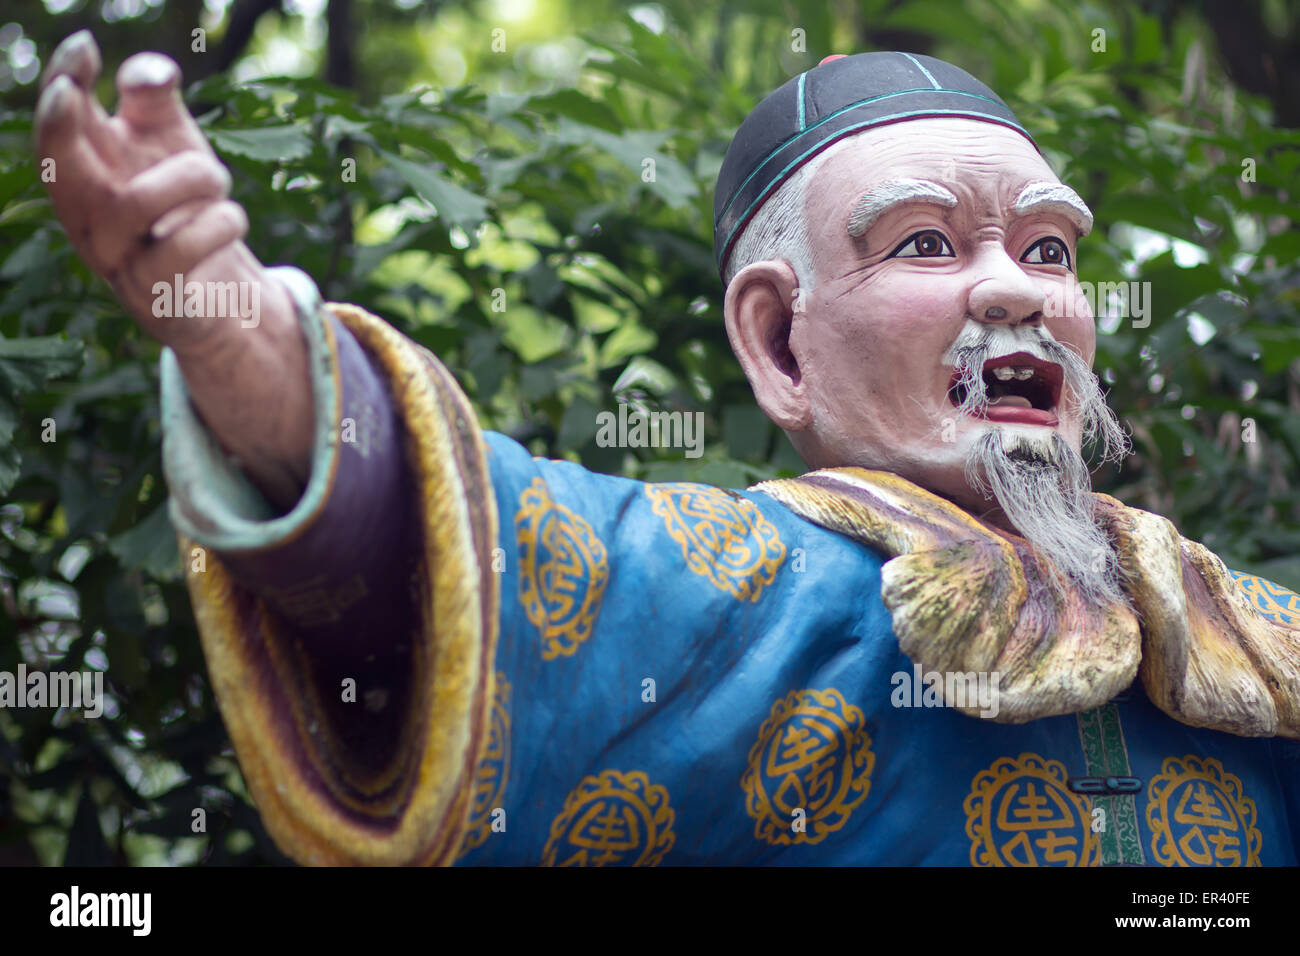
[1141,262,1230,314]
[723,404,770,461]
[500,307,572,363]
[108,505,181,580]
[522,262,564,308]
[0,394,16,444]
[640,458,749,488]
[1099,194,1193,240]
[0,445,18,495]
[322,114,371,142]
[379,149,492,234]
[129,811,208,839]
[1249,328,1300,375]
[480,154,535,194]
[63,784,116,867]
[208,125,314,162]
[524,90,622,132]
[553,119,698,209]
[558,395,602,449]
[0,334,83,494]
[0,335,83,396]
[0,229,50,281]
[599,321,656,367]
[464,330,509,400]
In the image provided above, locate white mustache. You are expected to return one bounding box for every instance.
[942,320,1130,466]
[942,322,1057,367]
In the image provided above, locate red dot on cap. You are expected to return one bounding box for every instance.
[819,54,848,66]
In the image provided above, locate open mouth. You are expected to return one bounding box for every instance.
[948,351,1064,427]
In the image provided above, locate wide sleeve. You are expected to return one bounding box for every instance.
[161,268,500,865]
[161,272,892,867]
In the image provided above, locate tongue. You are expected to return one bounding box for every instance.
[988,394,1033,408]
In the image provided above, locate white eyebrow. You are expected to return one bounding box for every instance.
[847,179,959,238]
[1014,182,1093,236]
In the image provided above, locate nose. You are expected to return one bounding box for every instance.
[967,242,1045,327]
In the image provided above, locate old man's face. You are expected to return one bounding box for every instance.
[726,117,1129,603]
[795,117,1100,496]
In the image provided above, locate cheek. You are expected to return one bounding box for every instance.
[801,273,967,400]
[1059,313,1096,364]
[829,270,967,347]
[1042,279,1096,363]
[883,268,964,316]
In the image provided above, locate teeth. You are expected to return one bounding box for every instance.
[987,364,1037,382]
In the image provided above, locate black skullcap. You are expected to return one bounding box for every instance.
[714,52,1037,279]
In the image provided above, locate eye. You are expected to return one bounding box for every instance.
[1022,236,1072,270]
[889,230,954,259]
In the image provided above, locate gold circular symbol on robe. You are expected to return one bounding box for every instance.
[516,478,609,660]
[646,484,785,602]
[1146,755,1261,867]
[457,671,511,858]
[741,688,874,846]
[541,770,675,866]
[964,753,1100,866]
[1230,570,1300,626]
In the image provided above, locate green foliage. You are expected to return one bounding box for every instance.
[0,0,1297,865]
[0,334,83,493]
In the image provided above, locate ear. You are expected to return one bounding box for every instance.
[723,259,811,431]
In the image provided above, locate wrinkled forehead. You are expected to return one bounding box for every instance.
[810,119,1066,221]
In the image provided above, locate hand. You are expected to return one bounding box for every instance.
[34,31,313,508]
[34,30,261,349]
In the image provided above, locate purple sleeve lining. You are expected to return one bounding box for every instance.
[214,312,420,664]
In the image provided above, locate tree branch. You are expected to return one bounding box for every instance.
[198,0,285,79]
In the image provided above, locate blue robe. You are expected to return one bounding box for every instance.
[160,269,1300,866]
[453,430,1300,866]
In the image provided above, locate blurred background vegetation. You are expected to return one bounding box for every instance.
[0,0,1296,865]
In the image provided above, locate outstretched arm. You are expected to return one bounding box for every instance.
[34,31,312,510]
[33,32,507,866]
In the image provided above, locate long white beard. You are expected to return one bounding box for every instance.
[967,429,1128,607]
[947,323,1132,608]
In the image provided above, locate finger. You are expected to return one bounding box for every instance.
[116,53,189,132]
[41,30,101,92]
[91,152,232,272]
[37,40,121,168]
[84,97,123,166]
[34,77,116,265]
[149,199,209,245]
[125,200,249,294]
[34,73,81,153]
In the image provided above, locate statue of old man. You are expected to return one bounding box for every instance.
[34,35,1300,866]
